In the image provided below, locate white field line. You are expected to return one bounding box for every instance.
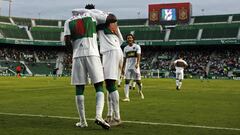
[0,112,239,131]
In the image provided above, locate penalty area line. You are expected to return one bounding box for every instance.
[0,112,239,131]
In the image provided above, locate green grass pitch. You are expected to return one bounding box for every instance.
[0,77,239,135]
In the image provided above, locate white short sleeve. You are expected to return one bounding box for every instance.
[136,45,141,54]
[64,19,71,36]
[90,9,107,24]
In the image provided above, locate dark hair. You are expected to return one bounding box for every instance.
[179,52,184,58]
[106,14,117,26]
[126,33,135,40]
[85,4,95,9]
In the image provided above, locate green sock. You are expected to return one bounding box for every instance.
[94,82,104,93]
[76,85,84,95]
[106,79,117,93]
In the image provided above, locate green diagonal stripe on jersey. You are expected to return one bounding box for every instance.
[69,17,97,41]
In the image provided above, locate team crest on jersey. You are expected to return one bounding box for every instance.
[179,7,188,20]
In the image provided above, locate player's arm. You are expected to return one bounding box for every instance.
[184,61,188,68]
[135,53,141,69]
[90,9,108,24]
[110,24,123,44]
[96,13,117,30]
[106,13,123,44]
[122,48,127,75]
[116,27,124,44]
[64,35,72,51]
[72,8,89,16]
[184,64,188,69]
[135,45,141,69]
[108,22,118,34]
[173,60,177,67]
[121,57,126,76]
[64,20,72,52]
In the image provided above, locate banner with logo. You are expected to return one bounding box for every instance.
[149,2,192,25]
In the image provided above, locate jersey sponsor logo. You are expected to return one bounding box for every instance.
[176,61,186,67]
[126,51,137,58]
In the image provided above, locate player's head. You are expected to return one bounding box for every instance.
[106,13,117,26]
[126,33,135,45]
[179,52,184,59]
[85,4,95,9]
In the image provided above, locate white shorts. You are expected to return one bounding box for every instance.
[71,56,104,85]
[125,68,141,80]
[102,49,123,80]
[176,71,184,80]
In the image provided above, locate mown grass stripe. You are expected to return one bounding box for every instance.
[0,112,239,131]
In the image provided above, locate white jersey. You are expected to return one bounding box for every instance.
[123,44,141,70]
[64,9,107,58]
[98,27,123,53]
[98,22,123,80]
[174,59,188,73]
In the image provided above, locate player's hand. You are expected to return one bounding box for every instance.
[135,63,139,69]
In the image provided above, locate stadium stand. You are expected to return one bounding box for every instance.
[30,27,63,41]
[193,14,229,24]
[201,27,238,39]
[0,13,239,78]
[0,24,29,39]
[169,26,199,40]
[232,14,240,22]
[12,17,32,27]
[135,30,165,40]
[0,16,11,23]
[34,19,59,26]
[118,18,147,26]
[120,26,164,40]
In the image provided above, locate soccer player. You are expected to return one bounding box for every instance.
[52,67,58,80]
[122,34,144,102]
[64,5,110,129]
[174,53,188,90]
[97,12,123,126]
[16,65,21,78]
[201,66,209,82]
